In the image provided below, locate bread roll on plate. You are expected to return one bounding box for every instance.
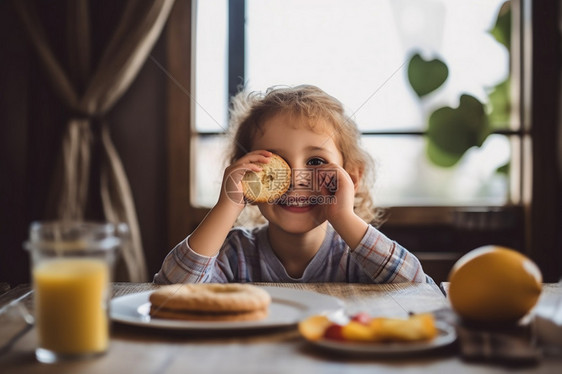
[149,283,271,322]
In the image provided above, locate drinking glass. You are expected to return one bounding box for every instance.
[24,221,124,363]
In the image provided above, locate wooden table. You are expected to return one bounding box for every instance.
[0,282,560,374]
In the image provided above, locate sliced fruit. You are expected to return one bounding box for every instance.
[323,324,345,341]
[350,311,372,325]
[298,315,333,341]
[370,313,437,342]
[341,321,377,342]
[299,313,438,343]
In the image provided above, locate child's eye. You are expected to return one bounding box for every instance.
[306,157,327,166]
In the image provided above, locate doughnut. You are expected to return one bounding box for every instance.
[241,153,291,203]
[149,283,271,322]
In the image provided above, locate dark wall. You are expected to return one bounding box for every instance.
[108,39,168,282]
[0,0,31,286]
[0,1,169,286]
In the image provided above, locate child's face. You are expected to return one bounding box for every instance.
[251,111,343,234]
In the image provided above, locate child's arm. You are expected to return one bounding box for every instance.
[351,227,434,284]
[188,150,272,257]
[320,164,433,284]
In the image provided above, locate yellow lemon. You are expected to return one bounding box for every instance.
[448,245,542,323]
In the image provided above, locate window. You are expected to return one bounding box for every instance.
[165,0,562,282]
[194,0,519,209]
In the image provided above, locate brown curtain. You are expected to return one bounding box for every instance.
[14,0,175,281]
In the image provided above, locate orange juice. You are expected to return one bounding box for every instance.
[33,258,109,354]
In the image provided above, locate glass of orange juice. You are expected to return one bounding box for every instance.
[24,221,124,363]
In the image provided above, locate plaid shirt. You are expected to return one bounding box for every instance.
[153,224,434,285]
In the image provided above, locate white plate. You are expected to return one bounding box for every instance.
[110,286,344,330]
[309,321,457,355]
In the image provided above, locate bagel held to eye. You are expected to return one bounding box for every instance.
[241,153,291,203]
[149,283,272,321]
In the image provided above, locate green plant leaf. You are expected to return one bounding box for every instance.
[407,53,448,98]
[488,78,510,129]
[426,140,461,167]
[426,94,490,167]
[490,1,511,50]
[496,162,509,175]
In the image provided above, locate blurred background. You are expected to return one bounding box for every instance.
[1,0,560,286]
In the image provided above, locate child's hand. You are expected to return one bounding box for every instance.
[218,150,272,208]
[316,163,369,250]
[188,149,273,258]
[315,163,357,224]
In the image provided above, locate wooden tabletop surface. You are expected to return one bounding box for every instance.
[0,282,560,374]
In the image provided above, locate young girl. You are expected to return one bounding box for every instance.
[154,85,434,284]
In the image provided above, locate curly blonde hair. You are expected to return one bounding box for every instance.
[227,85,383,226]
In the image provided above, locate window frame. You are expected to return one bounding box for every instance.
[206,0,527,207]
[165,0,562,281]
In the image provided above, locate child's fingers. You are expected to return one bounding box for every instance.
[252,149,273,158]
[226,163,261,183]
[238,150,273,165]
[228,155,269,173]
[316,164,344,194]
[241,162,263,173]
[222,151,275,201]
